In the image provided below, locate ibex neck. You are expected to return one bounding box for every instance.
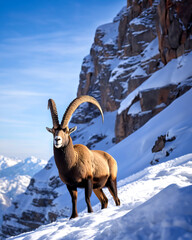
[54,136,77,172]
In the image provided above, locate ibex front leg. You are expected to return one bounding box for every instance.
[67,185,78,219]
[85,177,93,213]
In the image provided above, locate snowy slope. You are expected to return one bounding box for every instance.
[111,88,192,180]
[71,110,117,150]
[7,81,192,240]
[8,154,192,240]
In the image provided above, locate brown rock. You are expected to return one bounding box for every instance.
[115,82,191,143]
[115,107,153,142]
[128,76,148,94]
[157,0,192,64]
[152,135,166,152]
[48,212,58,222]
[140,85,177,111]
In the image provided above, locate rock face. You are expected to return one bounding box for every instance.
[115,82,191,142]
[157,0,192,64]
[73,0,192,143]
[72,0,159,123]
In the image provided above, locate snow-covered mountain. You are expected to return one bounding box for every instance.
[0,156,46,235]
[1,0,192,239]
[0,156,21,171]
[6,89,192,239]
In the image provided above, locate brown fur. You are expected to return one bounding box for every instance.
[47,96,120,219]
[53,135,120,218]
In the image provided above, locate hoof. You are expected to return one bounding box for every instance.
[70,214,78,219]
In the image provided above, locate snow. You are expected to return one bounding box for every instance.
[0,156,21,171]
[113,89,192,178]
[0,156,46,226]
[109,65,126,83]
[131,66,147,78]
[6,81,192,240]
[81,55,94,73]
[141,37,159,61]
[113,6,128,23]
[108,37,160,84]
[118,51,192,114]
[128,101,141,115]
[71,111,117,151]
[129,16,143,26]
[96,22,119,45]
[118,52,192,114]
[155,103,166,109]
[132,29,148,36]
[8,154,192,240]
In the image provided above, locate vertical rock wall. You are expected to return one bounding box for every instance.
[72,0,159,124]
[157,0,192,64]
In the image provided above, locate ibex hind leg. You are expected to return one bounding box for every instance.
[93,188,108,209]
[106,177,120,206]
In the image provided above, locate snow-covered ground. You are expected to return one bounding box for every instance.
[7,85,192,239]
[8,154,192,240]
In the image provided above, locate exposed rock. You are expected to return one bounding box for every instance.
[72,0,159,124]
[48,212,58,222]
[86,134,106,149]
[115,107,153,142]
[152,135,166,152]
[115,82,191,142]
[150,133,176,164]
[73,0,191,145]
[32,198,53,207]
[140,85,177,111]
[157,0,192,64]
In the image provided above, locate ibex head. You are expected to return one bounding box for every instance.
[46,95,104,148]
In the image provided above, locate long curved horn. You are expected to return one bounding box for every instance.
[61,95,104,128]
[48,99,59,129]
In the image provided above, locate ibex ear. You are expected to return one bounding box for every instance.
[69,126,77,135]
[46,127,54,133]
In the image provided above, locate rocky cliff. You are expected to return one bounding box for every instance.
[73,0,159,122]
[72,0,192,142]
[157,0,192,64]
[2,0,192,238]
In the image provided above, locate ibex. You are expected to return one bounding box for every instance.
[46,95,120,219]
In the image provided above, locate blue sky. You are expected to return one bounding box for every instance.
[0,0,126,160]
